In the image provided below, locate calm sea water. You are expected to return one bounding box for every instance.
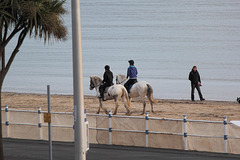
[3,0,240,101]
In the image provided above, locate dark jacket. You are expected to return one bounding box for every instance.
[103,70,113,85]
[127,66,138,79]
[189,70,201,84]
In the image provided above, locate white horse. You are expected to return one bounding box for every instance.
[89,76,132,115]
[116,74,158,115]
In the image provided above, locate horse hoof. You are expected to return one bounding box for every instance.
[96,112,100,114]
[113,112,117,115]
[126,112,132,116]
[141,112,145,115]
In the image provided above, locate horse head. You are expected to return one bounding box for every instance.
[116,74,127,84]
[89,76,102,90]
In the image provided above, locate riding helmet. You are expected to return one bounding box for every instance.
[128,60,134,65]
[105,65,110,70]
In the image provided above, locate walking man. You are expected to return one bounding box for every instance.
[124,60,138,93]
[99,65,113,101]
[188,66,205,101]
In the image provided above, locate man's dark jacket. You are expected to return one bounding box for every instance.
[189,70,201,84]
[103,70,113,85]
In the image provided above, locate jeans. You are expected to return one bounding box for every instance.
[191,83,203,100]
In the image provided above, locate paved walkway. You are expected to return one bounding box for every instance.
[3,138,240,160]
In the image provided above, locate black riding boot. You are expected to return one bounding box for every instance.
[100,92,106,101]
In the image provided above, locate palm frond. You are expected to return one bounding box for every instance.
[1,0,67,42]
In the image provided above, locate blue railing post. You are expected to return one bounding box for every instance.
[5,105,9,138]
[145,112,149,147]
[223,117,228,153]
[183,115,187,150]
[109,111,112,145]
[38,106,42,140]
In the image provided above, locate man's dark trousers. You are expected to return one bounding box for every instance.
[191,83,203,101]
[100,83,111,98]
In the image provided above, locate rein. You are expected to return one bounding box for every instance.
[119,78,127,84]
[90,79,102,89]
[93,83,102,88]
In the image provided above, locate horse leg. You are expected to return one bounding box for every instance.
[113,96,119,115]
[129,97,132,103]
[98,98,108,114]
[97,98,101,114]
[141,99,146,115]
[103,105,109,115]
[122,96,132,116]
[151,102,155,113]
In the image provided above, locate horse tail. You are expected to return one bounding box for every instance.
[146,84,158,103]
[122,87,131,107]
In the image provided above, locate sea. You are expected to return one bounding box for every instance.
[3,0,240,101]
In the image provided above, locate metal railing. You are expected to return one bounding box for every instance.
[1,106,240,154]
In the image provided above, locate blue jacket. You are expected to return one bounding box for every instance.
[127,65,138,79]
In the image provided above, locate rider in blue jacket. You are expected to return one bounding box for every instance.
[124,60,138,93]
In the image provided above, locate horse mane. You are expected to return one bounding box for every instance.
[90,75,102,86]
[117,74,126,80]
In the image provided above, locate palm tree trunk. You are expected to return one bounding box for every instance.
[0,28,28,160]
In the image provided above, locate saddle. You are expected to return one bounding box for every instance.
[129,84,134,90]
[103,83,114,93]
[129,80,138,89]
[104,86,110,93]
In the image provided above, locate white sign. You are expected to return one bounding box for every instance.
[230,121,240,127]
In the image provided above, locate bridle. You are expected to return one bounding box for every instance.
[90,78,102,89]
[117,76,127,84]
[90,79,96,89]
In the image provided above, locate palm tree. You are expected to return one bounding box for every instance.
[0,0,67,159]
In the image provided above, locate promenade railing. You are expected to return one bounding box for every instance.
[1,106,240,154]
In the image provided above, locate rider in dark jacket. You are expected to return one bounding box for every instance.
[124,60,138,93]
[99,65,113,101]
[189,66,205,101]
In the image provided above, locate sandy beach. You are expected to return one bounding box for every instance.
[2,92,240,121]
